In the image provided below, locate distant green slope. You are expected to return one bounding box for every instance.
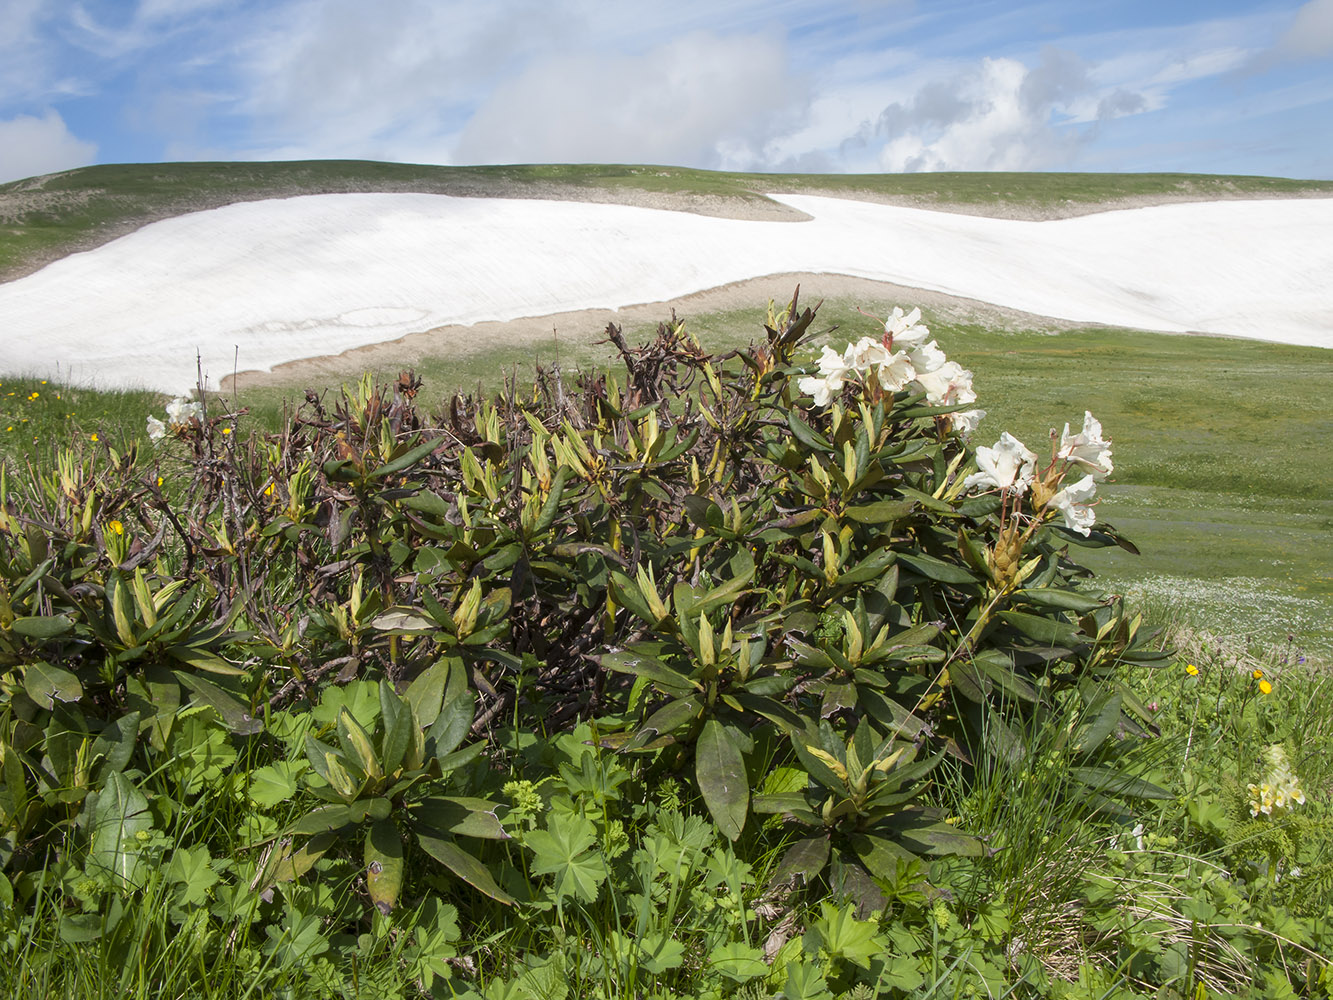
[3,160,1332,281]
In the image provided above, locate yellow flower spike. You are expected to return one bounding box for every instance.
[1185,663,1199,676]
[1259,680,1272,695]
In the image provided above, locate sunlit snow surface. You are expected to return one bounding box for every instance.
[1,192,1330,391]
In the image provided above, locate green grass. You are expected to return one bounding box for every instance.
[4,160,1332,279]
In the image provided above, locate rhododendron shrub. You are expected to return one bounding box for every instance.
[0,292,1168,910]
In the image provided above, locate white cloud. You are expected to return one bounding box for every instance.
[861,49,1125,172]
[0,110,97,183]
[1279,0,1333,59]
[453,30,809,168]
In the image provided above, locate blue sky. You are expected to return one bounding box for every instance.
[1,0,1331,184]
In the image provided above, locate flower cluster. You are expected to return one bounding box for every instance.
[146,396,203,441]
[963,411,1113,536]
[1247,745,1307,817]
[798,307,985,438]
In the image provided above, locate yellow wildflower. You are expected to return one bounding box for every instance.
[1185,663,1199,677]
[1252,669,1264,679]
[1259,679,1272,695]
[222,427,232,435]
[90,433,99,442]
[108,520,124,535]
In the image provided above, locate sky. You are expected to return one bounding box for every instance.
[1,0,1331,185]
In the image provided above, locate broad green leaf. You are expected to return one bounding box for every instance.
[524,812,607,904]
[23,661,83,709]
[174,671,261,734]
[87,771,152,890]
[695,719,748,842]
[708,941,766,982]
[997,610,1083,647]
[248,761,307,808]
[365,818,404,914]
[601,649,695,695]
[895,552,977,585]
[166,844,220,905]
[290,804,355,835]
[413,796,509,840]
[416,833,515,904]
[11,615,73,639]
[379,680,413,775]
[843,500,915,524]
[772,835,830,885]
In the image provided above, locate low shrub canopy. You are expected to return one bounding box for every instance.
[0,291,1238,997]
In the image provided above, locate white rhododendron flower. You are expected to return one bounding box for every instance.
[964,432,1037,495]
[1059,411,1113,480]
[874,349,917,392]
[884,306,931,349]
[165,396,203,427]
[145,415,166,441]
[1047,474,1098,535]
[798,346,858,406]
[914,360,971,405]
[848,336,889,369]
[907,340,947,376]
[950,408,986,440]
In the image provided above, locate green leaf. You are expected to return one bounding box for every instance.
[87,771,152,890]
[416,834,515,904]
[23,661,83,709]
[997,610,1083,647]
[772,835,830,885]
[368,435,446,479]
[248,761,307,808]
[708,942,766,982]
[89,711,139,781]
[531,465,573,535]
[168,644,247,676]
[174,671,261,734]
[365,818,404,914]
[695,719,748,842]
[627,695,701,748]
[524,812,607,904]
[843,500,915,524]
[11,614,74,639]
[166,844,220,906]
[412,796,510,840]
[379,680,413,775]
[290,804,355,835]
[787,411,833,451]
[895,552,977,585]
[601,649,695,695]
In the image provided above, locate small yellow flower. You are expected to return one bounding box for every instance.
[1185,663,1199,676]
[1252,669,1264,680]
[108,520,124,536]
[1259,680,1272,695]
[90,433,99,442]
[156,476,164,488]
[263,483,274,497]
[222,427,232,435]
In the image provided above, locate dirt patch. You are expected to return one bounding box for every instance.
[221,271,1098,394]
